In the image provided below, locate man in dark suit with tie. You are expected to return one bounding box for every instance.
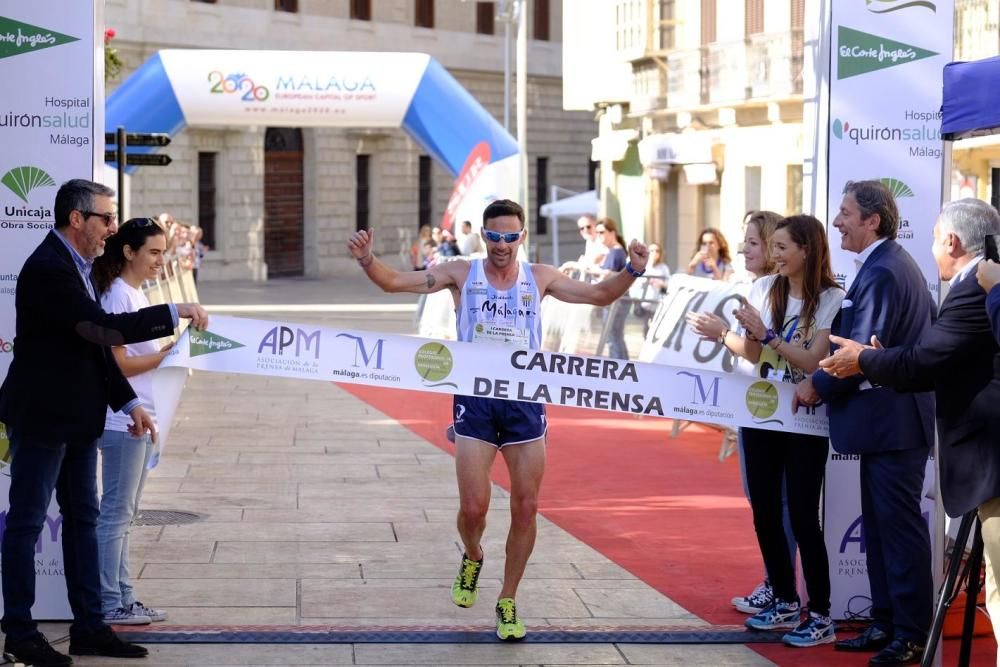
[824,197,1000,664]
[797,180,935,665]
[0,179,208,666]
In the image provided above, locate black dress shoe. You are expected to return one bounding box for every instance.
[835,625,892,652]
[869,638,925,666]
[4,632,73,666]
[68,626,148,658]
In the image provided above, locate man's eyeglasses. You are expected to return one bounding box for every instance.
[483,229,523,244]
[80,211,117,227]
[578,224,593,231]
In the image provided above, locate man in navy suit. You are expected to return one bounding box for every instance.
[0,180,208,666]
[824,198,1000,663]
[798,181,935,665]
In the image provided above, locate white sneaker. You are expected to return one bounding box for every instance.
[104,606,151,625]
[130,600,168,622]
[731,580,773,614]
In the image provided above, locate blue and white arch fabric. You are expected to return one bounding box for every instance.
[106,50,519,227]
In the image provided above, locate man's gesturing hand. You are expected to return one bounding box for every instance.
[176,303,208,330]
[627,239,649,273]
[348,229,375,261]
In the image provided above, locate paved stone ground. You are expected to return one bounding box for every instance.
[37,277,774,666]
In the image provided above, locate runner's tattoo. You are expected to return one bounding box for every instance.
[426,274,436,289]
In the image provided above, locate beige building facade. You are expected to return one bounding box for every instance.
[106,0,596,280]
[565,0,806,276]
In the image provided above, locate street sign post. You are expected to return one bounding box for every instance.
[105,126,173,218]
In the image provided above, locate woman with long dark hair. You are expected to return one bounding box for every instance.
[91,218,173,625]
[711,215,843,646]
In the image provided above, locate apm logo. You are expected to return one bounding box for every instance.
[0,17,78,61]
[1,166,55,203]
[866,0,936,13]
[676,371,720,407]
[840,514,866,553]
[258,326,320,358]
[335,333,384,369]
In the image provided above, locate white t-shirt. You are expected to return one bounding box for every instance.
[102,277,159,432]
[745,274,845,384]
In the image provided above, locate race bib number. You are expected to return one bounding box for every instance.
[472,323,529,348]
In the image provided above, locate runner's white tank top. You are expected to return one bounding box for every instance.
[456,259,542,349]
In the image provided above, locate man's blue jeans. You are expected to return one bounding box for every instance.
[96,430,154,613]
[1,433,105,640]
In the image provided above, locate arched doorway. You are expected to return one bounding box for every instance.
[264,127,304,277]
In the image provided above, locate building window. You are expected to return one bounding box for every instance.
[416,0,434,28]
[534,0,550,41]
[745,0,763,35]
[356,155,370,232]
[191,0,217,3]
[535,157,548,235]
[476,2,495,35]
[418,156,432,229]
[351,0,372,21]
[745,166,762,214]
[197,152,217,249]
[786,164,803,216]
[588,159,598,191]
[275,0,297,12]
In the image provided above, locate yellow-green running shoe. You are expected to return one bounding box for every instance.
[495,597,526,641]
[451,553,483,608]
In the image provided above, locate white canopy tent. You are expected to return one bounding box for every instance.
[540,188,598,266]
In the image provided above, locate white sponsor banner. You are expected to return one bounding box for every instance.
[823,1,952,621]
[155,315,830,438]
[159,50,429,128]
[827,2,952,297]
[0,1,101,619]
[639,274,750,374]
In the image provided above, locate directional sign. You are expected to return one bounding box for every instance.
[104,132,171,147]
[103,151,172,167]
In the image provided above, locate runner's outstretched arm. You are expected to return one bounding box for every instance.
[347,228,461,294]
[538,239,648,306]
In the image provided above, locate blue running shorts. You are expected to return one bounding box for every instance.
[452,395,547,448]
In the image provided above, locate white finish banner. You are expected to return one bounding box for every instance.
[159,50,430,128]
[0,1,101,619]
[155,315,830,439]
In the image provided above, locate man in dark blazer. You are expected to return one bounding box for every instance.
[800,181,935,665]
[824,198,1000,662]
[0,179,207,666]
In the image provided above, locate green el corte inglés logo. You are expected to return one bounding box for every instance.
[189,330,244,357]
[837,26,937,80]
[1,166,56,203]
[0,16,79,60]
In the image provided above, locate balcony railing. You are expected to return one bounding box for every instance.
[641,29,804,110]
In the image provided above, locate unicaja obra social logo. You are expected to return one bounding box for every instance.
[1,166,55,203]
[879,178,915,198]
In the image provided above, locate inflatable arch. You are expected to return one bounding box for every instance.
[106,50,519,229]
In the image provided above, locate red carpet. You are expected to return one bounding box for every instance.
[342,385,996,666]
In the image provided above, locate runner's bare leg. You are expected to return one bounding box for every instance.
[498,438,546,599]
[454,436,498,561]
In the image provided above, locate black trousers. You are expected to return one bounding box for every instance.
[743,427,831,615]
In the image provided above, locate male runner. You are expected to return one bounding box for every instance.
[347,199,647,640]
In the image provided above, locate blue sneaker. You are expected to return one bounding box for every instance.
[745,598,800,631]
[782,611,836,647]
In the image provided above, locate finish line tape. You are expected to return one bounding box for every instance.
[153,315,829,441]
